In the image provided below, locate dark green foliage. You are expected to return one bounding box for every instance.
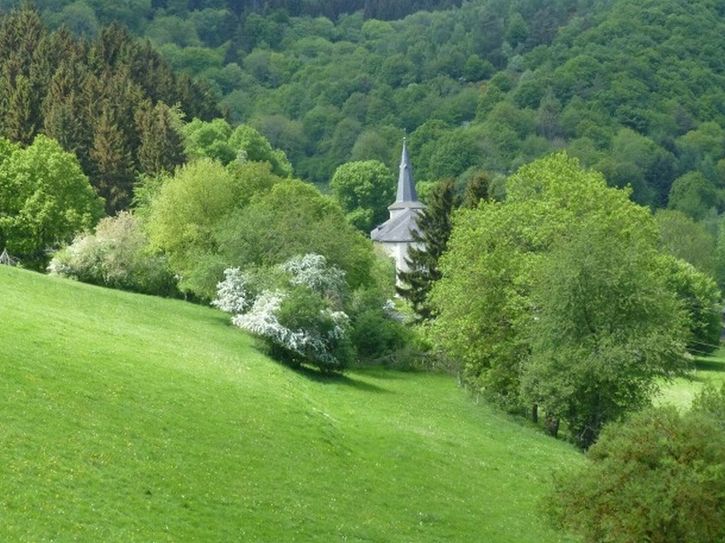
[0,4,218,214]
[8,0,724,195]
[523,224,686,448]
[136,101,186,176]
[349,287,410,363]
[397,179,457,321]
[548,385,725,543]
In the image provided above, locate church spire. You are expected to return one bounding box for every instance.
[395,138,418,203]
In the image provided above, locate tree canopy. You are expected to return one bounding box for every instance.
[430,153,689,445]
[0,135,104,268]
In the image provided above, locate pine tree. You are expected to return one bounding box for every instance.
[90,105,136,213]
[461,170,491,208]
[136,101,186,176]
[397,179,457,321]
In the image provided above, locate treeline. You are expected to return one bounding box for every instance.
[0,6,218,213]
[7,0,723,213]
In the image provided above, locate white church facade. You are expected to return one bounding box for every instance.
[370,140,425,276]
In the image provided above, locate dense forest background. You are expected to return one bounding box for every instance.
[0,0,723,215]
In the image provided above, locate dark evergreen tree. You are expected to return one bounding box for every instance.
[136,101,186,176]
[90,105,136,213]
[461,171,491,208]
[397,178,457,321]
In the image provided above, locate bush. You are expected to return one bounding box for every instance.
[49,212,177,296]
[548,385,725,543]
[348,288,409,363]
[217,254,354,372]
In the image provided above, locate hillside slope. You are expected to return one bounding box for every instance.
[0,267,581,542]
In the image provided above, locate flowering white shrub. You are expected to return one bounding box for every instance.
[232,290,285,340]
[280,253,346,299]
[217,254,355,372]
[212,267,253,314]
[48,212,176,296]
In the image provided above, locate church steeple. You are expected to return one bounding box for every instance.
[370,137,426,280]
[391,138,420,207]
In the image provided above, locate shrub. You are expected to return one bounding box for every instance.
[217,254,354,372]
[49,212,177,296]
[211,267,253,314]
[548,385,725,543]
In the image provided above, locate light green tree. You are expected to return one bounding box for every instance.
[430,153,688,441]
[330,160,395,233]
[0,135,104,269]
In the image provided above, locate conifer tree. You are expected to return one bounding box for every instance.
[136,101,186,176]
[90,105,136,213]
[461,171,491,208]
[397,178,457,321]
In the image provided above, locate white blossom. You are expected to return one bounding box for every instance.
[212,267,253,314]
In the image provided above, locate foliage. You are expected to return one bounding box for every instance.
[145,159,281,297]
[216,254,354,372]
[48,211,177,296]
[661,256,721,356]
[209,267,254,315]
[548,385,725,543]
[430,154,688,439]
[330,160,395,233]
[522,223,686,448]
[182,118,293,177]
[215,179,376,295]
[0,5,217,213]
[655,209,716,277]
[0,135,104,269]
[397,178,457,321]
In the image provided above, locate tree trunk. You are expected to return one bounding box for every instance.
[531,403,538,423]
[546,416,559,438]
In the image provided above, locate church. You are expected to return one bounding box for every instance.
[370,140,425,276]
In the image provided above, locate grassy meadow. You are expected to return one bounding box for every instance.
[0,266,583,542]
[657,348,725,408]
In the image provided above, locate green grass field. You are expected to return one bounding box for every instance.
[0,266,583,542]
[657,348,725,408]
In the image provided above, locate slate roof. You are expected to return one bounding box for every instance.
[371,206,423,242]
[370,139,425,243]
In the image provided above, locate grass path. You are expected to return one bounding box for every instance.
[0,267,581,542]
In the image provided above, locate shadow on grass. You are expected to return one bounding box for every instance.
[293,365,390,394]
[694,358,725,373]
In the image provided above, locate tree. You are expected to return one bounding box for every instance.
[216,179,375,294]
[330,160,395,233]
[145,159,280,297]
[136,101,186,176]
[655,209,716,276]
[548,385,725,543]
[668,171,720,221]
[182,118,292,176]
[0,135,104,269]
[521,223,687,447]
[397,178,456,321]
[661,255,721,356]
[430,153,687,423]
[90,105,136,213]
